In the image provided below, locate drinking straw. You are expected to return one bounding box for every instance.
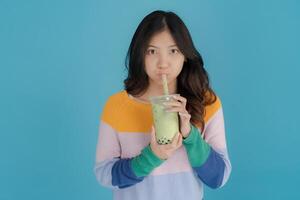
[162,74,169,95]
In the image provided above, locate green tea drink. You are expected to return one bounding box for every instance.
[150,94,179,145]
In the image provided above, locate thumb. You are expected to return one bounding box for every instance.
[151,126,156,143]
[171,132,180,145]
[176,133,183,147]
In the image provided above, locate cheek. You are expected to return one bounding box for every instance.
[144,58,156,76]
[145,55,158,66]
[174,65,183,77]
[171,59,184,75]
[145,56,157,66]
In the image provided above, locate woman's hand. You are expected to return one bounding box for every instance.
[150,126,183,160]
[164,95,191,138]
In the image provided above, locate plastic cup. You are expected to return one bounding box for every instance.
[150,94,179,145]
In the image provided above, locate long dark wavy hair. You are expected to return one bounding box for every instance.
[124,10,216,131]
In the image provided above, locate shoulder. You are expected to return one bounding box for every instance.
[101,90,127,123]
[104,90,126,107]
[203,91,222,123]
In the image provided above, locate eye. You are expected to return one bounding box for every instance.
[170,48,180,54]
[146,49,156,55]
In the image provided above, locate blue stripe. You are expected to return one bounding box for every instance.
[193,148,225,188]
[111,158,144,189]
[113,171,204,200]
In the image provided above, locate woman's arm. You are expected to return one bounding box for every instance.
[183,106,232,189]
[94,121,165,189]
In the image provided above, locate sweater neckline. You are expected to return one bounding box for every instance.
[122,90,152,109]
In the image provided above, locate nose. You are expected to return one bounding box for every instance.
[157,53,169,69]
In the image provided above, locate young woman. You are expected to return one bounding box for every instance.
[94,10,231,200]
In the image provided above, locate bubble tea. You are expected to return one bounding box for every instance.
[149,75,179,144]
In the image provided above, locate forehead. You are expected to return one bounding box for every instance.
[147,29,177,47]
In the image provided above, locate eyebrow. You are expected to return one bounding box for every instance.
[148,44,178,48]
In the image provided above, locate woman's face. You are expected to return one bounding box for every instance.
[144,29,185,87]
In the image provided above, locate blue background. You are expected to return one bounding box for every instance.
[1,0,299,199]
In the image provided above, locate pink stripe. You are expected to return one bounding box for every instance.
[203,107,227,150]
[95,121,121,162]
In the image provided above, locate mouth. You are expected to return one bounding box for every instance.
[156,69,170,75]
[156,70,170,76]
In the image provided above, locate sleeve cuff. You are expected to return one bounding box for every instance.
[183,124,201,145]
[143,145,166,164]
[131,145,165,177]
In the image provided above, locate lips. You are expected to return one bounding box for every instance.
[156,70,170,75]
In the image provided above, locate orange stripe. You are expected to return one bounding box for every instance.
[204,96,221,123]
[101,91,221,133]
[102,91,153,133]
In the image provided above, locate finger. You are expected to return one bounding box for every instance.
[172,133,182,149]
[172,95,187,106]
[171,132,180,146]
[176,134,183,147]
[178,112,191,119]
[151,126,156,143]
[165,107,186,113]
[163,101,182,107]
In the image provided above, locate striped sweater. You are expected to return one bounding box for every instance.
[94,90,231,200]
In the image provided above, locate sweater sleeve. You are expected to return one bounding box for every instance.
[94,121,165,189]
[183,106,231,189]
